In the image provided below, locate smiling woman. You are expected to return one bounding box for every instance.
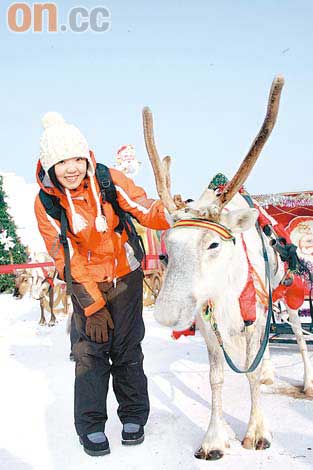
[33,111,171,457]
[54,158,87,190]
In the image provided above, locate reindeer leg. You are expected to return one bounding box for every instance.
[39,299,46,325]
[260,344,275,385]
[48,286,56,327]
[242,326,271,450]
[287,307,313,397]
[63,289,68,315]
[195,338,229,460]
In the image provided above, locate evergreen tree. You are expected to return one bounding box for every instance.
[0,175,28,292]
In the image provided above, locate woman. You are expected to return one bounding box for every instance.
[34,112,170,456]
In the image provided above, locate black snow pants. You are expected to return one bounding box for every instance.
[72,268,150,436]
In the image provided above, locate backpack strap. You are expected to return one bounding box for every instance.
[59,209,72,295]
[95,163,145,264]
[39,189,62,221]
[39,190,72,295]
[95,163,124,234]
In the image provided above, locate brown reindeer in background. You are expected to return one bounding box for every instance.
[13,253,69,326]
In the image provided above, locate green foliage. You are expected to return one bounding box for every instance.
[0,176,28,292]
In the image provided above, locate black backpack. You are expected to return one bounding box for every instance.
[39,163,145,295]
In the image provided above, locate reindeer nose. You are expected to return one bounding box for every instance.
[13,288,20,298]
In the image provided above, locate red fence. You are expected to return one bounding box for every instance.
[0,262,54,274]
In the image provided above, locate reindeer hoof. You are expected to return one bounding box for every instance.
[260,378,274,386]
[256,438,271,450]
[242,437,253,449]
[304,387,313,399]
[48,321,56,327]
[38,320,46,326]
[194,448,224,460]
[242,437,271,450]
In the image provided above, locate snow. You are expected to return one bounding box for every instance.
[0,294,313,470]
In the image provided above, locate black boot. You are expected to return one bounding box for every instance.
[121,424,144,446]
[79,432,110,456]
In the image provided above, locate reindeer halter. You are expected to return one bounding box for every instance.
[173,219,235,243]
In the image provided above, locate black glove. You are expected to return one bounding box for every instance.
[85,306,114,343]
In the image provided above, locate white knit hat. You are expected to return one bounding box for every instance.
[40,112,94,174]
[39,112,107,234]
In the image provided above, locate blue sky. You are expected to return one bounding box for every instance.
[0,0,312,199]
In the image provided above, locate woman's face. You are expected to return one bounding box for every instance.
[54,157,87,190]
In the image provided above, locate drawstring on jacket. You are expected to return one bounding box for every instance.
[64,170,108,235]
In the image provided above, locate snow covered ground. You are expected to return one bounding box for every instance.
[0,293,312,470]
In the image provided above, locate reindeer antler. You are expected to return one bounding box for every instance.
[216,75,285,214]
[162,155,172,194]
[143,107,178,213]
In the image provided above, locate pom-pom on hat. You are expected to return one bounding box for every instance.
[39,112,92,174]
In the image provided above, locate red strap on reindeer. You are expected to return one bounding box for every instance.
[239,237,257,324]
[258,211,292,243]
[172,322,196,340]
[272,274,305,310]
[41,267,55,288]
[237,208,305,321]
[257,207,306,309]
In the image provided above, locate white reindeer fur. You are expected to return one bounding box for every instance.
[154,188,313,459]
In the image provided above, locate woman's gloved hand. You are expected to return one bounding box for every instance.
[85,307,114,343]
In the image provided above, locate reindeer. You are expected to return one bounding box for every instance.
[142,75,313,460]
[13,253,68,326]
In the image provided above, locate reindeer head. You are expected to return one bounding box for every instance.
[143,76,284,330]
[13,270,33,299]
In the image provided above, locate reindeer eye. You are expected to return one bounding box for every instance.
[208,242,219,250]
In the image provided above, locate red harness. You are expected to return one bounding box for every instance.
[239,236,258,323]
[257,211,305,310]
[41,267,55,288]
[238,210,306,321]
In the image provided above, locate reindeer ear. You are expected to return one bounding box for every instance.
[221,208,258,233]
[14,268,24,276]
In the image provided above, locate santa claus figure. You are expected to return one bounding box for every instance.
[286,217,313,263]
[115,144,141,176]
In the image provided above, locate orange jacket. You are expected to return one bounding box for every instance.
[34,154,170,316]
